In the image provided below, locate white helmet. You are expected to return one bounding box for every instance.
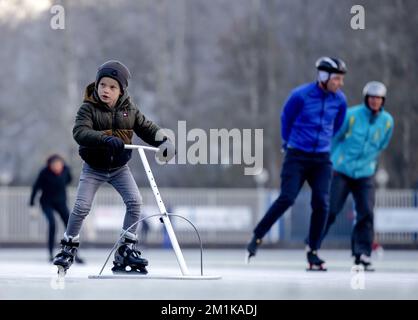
[363,81,387,98]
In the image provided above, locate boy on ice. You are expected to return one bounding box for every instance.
[53,60,175,275]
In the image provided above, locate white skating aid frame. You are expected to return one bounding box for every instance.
[88,144,221,280]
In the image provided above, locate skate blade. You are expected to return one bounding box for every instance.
[306,265,327,272]
[57,265,67,278]
[358,266,375,272]
[354,264,375,272]
[112,271,148,276]
[89,274,222,280]
[245,252,255,264]
[112,267,148,275]
[306,268,327,272]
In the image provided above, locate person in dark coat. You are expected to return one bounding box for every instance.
[30,154,84,263]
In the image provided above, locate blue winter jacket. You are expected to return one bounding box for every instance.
[331,104,394,179]
[281,82,347,153]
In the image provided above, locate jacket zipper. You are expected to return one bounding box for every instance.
[353,113,372,177]
[110,109,116,169]
[314,96,326,152]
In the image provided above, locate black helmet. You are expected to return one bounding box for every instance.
[316,57,347,74]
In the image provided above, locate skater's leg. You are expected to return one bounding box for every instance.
[246,150,306,262]
[108,166,147,274]
[54,202,70,226]
[53,163,104,272]
[55,202,85,264]
[66,163,105,237]
[321,172,351,243]
[351,177,375,257]
[306,250,327,271]
[108,165,143,234]
[41,203,56,260]
[112,230,148,274]
[303,172,350,246]
[53,233,81,273]
[253,150,306,239]
[306,157,332,251]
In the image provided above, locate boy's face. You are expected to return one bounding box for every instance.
[97,77,121,108]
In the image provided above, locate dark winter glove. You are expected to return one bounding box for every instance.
[156,140,176,163]
[103,136,125,155]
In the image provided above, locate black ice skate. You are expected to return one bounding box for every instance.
[112,232,148,275]
[306,250,327,271]
[53,234,80,277]
[245,236,262,264]
[354,254,375,272]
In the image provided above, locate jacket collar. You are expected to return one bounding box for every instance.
[361,103,384,117]
[308,82,337,98]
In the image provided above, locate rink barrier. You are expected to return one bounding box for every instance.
[0,187,417,246]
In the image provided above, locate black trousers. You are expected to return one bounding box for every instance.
[321,171,375,257]
[41,201,70,257]
[254,149,332,251]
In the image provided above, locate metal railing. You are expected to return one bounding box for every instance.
[0,187,417,246]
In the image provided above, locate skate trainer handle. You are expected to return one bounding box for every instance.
[91,144,220,279]
[124,143,191,276]
[124,144,159,152]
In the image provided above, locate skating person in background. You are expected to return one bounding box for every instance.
[29,155,84,264]
[246,57,348,271]
[52,60,175,276]
[320,81,394,271]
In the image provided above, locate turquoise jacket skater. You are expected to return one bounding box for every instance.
[331,104,394,179]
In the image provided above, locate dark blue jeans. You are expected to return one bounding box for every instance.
[254,148,332,250]
[321,171,375,257]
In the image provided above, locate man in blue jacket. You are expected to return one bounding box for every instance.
[321,81,394,271]
[246,57,348,270]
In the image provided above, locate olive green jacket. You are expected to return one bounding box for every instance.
[73,83,165,169]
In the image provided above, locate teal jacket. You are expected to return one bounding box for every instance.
[331,104,394,179]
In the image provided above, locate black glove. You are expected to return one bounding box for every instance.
[103,136,125,155]
[156,140,176,163]
[29,200,35,207]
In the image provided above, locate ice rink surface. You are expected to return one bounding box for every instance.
[0,248,417,300]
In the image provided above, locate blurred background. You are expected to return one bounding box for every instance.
[0,0,417,252]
